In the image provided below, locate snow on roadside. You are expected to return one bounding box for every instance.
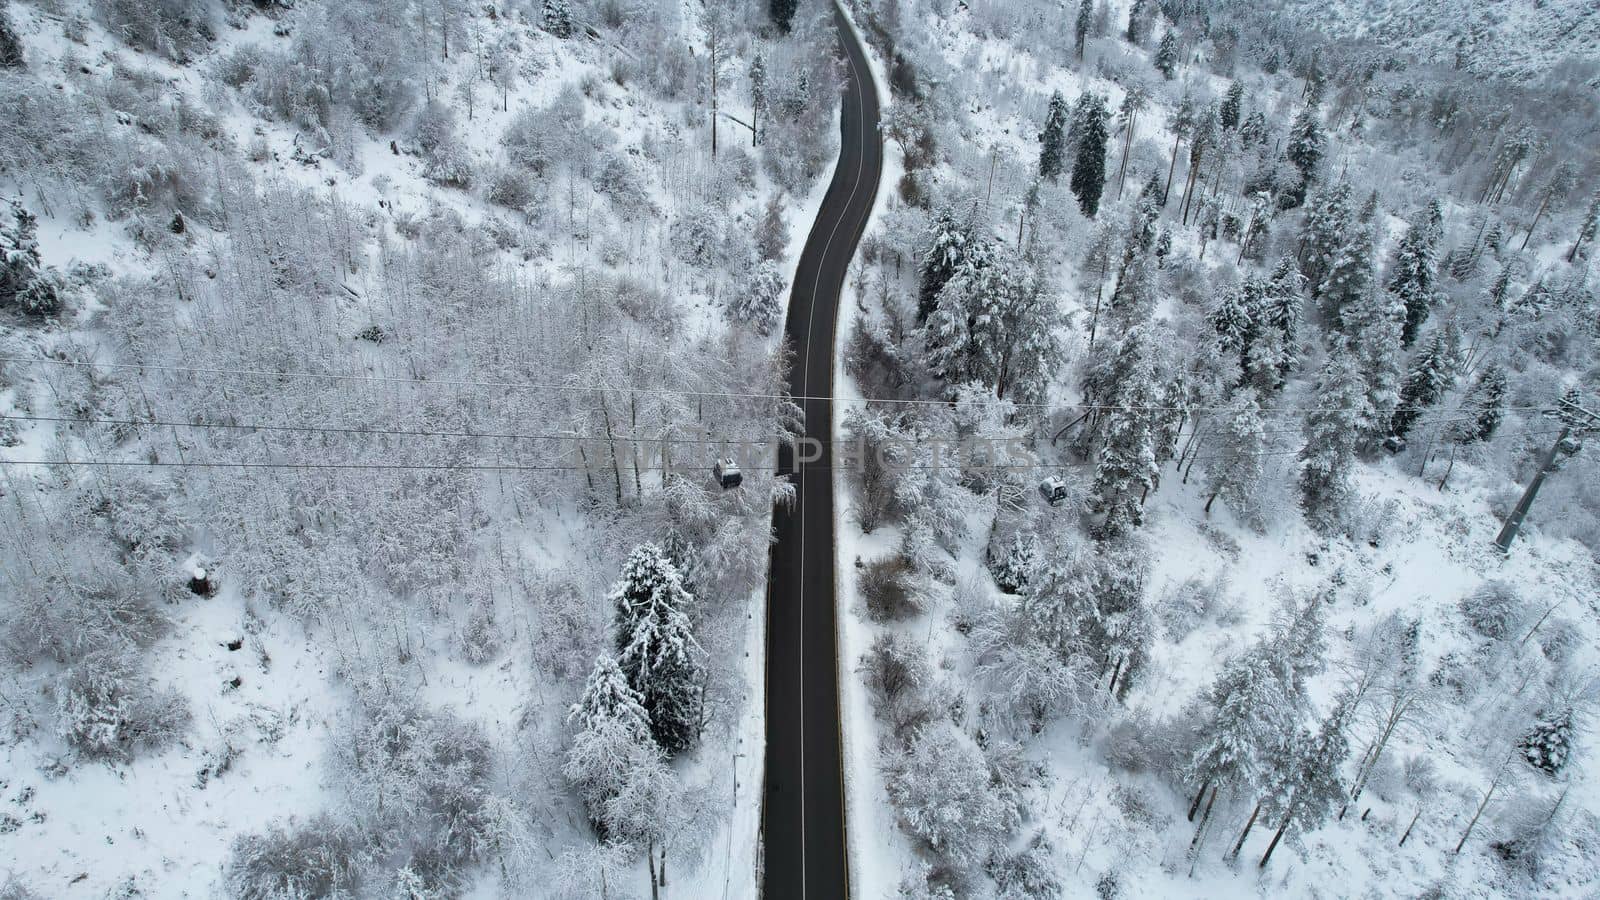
[830,5,914,895]
[1,0,834,894]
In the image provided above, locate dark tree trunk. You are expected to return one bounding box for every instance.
[1398,807,1422,846]
[647,839,659,900]
[1087,286,1104,349]
[1187,777,1212,821]
[1190,785,1219,848]
[1182,433,1205,483]
[1438,443,1457,490]
[1259,813,1291,868]
[1521,192,1552,250]
[1230,801,1261,859]
[1164,134,1182,205]
[1454,772,1501,854]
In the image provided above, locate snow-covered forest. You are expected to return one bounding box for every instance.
[831,0,1600,897]
[0,0,841,895]
[2,0,1599,896]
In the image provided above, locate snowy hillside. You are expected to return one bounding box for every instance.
[0,0,841,896]
[3,0,1599,895]
[1248,0,1600,84]
[833,0,1600,897]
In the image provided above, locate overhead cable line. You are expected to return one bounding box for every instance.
[0,430,1570,476]
[0,411,1542,445]
[0,356,1557,416]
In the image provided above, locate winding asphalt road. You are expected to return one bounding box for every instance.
[762,5,882,899]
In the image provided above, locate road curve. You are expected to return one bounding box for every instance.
[761,5,883,899]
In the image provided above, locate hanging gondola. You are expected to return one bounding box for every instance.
[1038,476,1068,506]
[713,457,743,490]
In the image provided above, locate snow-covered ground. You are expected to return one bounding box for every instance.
[0,0,842,895]
[831,0,1600,896]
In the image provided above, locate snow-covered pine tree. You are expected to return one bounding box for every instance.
[1208,277,1257,377]
[1298,356,1371,533]
[755,193,788,261]
[0,199,62,316]
[918,209,976,321]
[1204,389,1265,517]
[1389,329,1456,440]
[769,0,798,33]
[1074,0,1092,61]
[1244,322,1290,396]
[1283,106,1324,207]
[1070,92,1111,217]
[0,5,23,69]
[1092,327,1161,537]
[1339,281,1406,442]
[1151,369,1190,470]
[1236,265,1299,393]
[996,276,1068,407]
[1155,30,1179,80]
[542,0,574,38]
[1240,109,1269,148]
[731,259,786,336]
[1389,201,1444,348]
[1079,312,1152,456]
[990,530,1039,594]
[1258,692,1353,867]
[1236,190,1273,263]
[924,236,994,385]
[1453,364,1507,444]
[1447,211,1493,280]
[1128,173,1164,256]
[1298,181,1354,298]
[1083,220,1119,346]
[1358,190,1380,224]
[610,544,707,755]
[1265,256,1304,360]
[1107,243,1157,330]
[1185,643,1298,835]
[1511,274,1553,318]
[1125,0,1148,45]
[749,52,768,146]
[926,238,1063,404]
[1219,82,1244,131]
[1112,87,1148,199]
[1482,258,1519,317]
[570,654,650,741]
[1038,91,1069,181]
[1020,542,1149,685]
[564,657,661,830]
[1270,593,1328,701]
[0,198,44,305]
[1320,208,1377,328]
[1227,608,1327,860]
[1484,218,1508,256]
[1518,709,1574,776]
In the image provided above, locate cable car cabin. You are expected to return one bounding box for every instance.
[713,458,743,490]
[1038,476,1068,506]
